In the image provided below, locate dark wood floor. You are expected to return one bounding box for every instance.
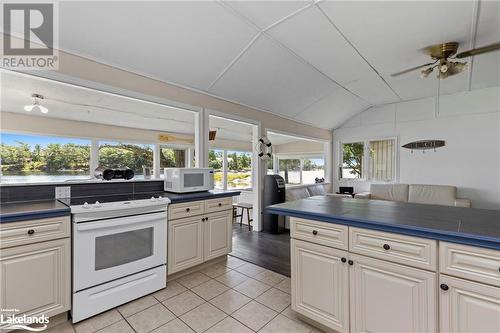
[229,224,291,277]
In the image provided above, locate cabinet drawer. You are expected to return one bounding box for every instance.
[168,201,205,220]
[439,242,500,286]
[204,197,233,214]
[349,227,436,270]
[0,216,70,249]
[291,217,348,250]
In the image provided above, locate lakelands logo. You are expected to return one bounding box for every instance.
[1,2,59,69]
[0,308,49,331]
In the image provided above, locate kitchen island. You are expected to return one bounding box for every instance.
[268,196,500,333]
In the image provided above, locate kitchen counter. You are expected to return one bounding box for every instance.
[162,189,240,204]
[0,190,240,223]
[0,199,71,223]
[267,195,500,250]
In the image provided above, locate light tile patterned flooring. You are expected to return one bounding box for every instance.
[45,257,324,333]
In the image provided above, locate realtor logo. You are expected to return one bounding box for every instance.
[1,2,58,69]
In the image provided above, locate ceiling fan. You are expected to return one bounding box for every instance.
[391,42,500,79]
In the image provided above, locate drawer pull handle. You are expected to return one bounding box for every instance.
[186,208,190,212]
[218,203,222,207]
[383,244,390,250]
[348,260,354,266]
[341,257,347,263]
[312,230,318,235]
[27,229,35,235]
[440,283,449,291]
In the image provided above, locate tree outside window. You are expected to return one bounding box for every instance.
[98,141,153,178]
[341,142,364,179]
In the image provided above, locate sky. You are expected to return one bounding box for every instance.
[0,133,90,147]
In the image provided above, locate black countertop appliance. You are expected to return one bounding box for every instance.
[263,174,286,234]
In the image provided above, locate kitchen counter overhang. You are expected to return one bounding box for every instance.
[267,196,500,250]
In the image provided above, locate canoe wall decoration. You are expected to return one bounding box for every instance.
[402,140,445,153]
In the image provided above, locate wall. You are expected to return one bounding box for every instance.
[333,86,500,210]
[273,140,324,154]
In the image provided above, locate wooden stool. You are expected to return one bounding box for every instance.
[232,202,253,231]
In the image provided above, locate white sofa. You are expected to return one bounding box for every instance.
[355,183,471,208]
[286,183,328,202]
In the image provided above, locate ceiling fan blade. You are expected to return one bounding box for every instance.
[390,62,437,77]
[455,42,500,58]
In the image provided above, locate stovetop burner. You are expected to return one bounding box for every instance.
[59,191,166,206]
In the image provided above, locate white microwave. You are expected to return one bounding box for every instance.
[164,168,214,193]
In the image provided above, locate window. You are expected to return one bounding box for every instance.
[279,159,301,184]
[98,141,153,179]
[227,151,252,189]
[0,133,91,183]
[368,139,395,181]
[209,149,223,189]
[160,147,186,169]
[340,142,364,179]
[303,158,325,183]
[266,158,274,175]
[340,139,396,181]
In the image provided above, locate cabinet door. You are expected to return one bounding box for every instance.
[0,238,70,322]
[349,254,436,333]
[204,211,232,261]
[440,275,500,333]
[168,216,204,274]
[291,239,349,333]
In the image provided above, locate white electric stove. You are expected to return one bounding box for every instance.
[63,193,170,323]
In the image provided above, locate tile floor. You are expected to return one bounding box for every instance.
[45,257,323,333]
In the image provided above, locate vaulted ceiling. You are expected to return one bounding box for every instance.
[57,0,500,129]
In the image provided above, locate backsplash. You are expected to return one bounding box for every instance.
[0,180,164,203]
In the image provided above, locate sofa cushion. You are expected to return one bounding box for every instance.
[286,187,311,202]
[370,184,409,202]
[408,184,456,206]
[307,184,326,196]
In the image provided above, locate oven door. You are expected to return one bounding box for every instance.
[73,211,167,291]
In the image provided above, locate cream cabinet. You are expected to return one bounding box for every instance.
[168,198,233,274]
[168,216,204,273]
[290,217,500,333]
[349,253,436,333]
[0,231,70,327]
[291,239,349,333]
[439,275,500,333]
[204,211,233,261]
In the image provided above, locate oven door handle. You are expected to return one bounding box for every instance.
[75,212,166,232]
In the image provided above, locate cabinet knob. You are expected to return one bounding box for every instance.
[206,217,209,221]
[186,208,190,212]
[312,230,318,235]
[348,260,354,266]
[27,229,35,235]
[202,218,206,222]
[341,257,347,263]
[383,244,390,250]
[440,283,449,291]
[218,203,222,207]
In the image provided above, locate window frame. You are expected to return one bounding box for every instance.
[276,153,326,185]
[0,130,194,184]
[338,136,399,183]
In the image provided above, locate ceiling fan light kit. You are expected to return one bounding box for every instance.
[391,41,500,79]
[24,93,49,114]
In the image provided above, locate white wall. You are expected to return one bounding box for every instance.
[333,86,500,210]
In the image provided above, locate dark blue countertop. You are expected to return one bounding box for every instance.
[0,200,71,223]
[1,190,240,223]
[267,196,500,250]
[163,190,241,204]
